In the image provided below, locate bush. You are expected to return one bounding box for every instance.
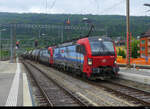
[117,48,126,58]
[131,39,140,58]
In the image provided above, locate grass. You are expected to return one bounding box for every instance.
[0,50,10,58]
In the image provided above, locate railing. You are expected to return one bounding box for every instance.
[117,57,150,65]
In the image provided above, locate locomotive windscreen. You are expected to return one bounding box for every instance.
[89,39,115,56]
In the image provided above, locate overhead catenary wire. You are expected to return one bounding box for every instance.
[99,0,124,15]
[49,0,57,13]
[93,0,100,14]
[45,0,48,14]
[45,0,124,15]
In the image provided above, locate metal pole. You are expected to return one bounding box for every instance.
[61,25,64,43]
[39,29,41,38]
[14,24,16,62]
[106,26,108,36]
[0,31,1,60]
[126,0,130,68]
[10,26,14,63]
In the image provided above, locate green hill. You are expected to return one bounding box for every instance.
[0,12,150,41]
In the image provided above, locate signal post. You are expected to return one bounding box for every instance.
[126,0,131,68]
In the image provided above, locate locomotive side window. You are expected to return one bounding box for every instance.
[76,45,86,55]
[48,50,50,54]
[76,45,80,53]
[80,45,86,55]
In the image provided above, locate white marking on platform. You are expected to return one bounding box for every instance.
[5,58,21,106]
[23,73,32,106]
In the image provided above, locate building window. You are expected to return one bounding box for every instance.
[141,40,145,44]
[148,47,150,53]
[141,47,145,51]
[141,53,145,57]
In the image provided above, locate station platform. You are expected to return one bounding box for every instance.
[0,58,33,106]
[0,58,149,106]
[119,67,150,85]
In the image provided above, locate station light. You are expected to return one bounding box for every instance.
[16,41,19,49]
[35,40,38,47]
[66,18,70,25]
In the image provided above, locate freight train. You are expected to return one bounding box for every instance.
[23,36,119,80]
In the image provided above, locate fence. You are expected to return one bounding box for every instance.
[117,56,150,65]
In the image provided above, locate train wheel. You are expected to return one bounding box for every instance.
[82,73,87,79]
[111,74,118,79]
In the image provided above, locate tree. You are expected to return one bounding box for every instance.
[131,39,140,58]
[117,48,126,58]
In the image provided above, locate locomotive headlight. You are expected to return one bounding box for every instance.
[114,60,116,64]
[98,38,102,41]
[88,58,92,65]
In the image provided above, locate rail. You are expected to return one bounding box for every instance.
[23,60,90,106]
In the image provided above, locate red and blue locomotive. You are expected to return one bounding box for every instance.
[48,36,119,80]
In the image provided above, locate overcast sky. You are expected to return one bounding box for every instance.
[0,0,150,16]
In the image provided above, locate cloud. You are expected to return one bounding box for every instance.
[0,0,149,16]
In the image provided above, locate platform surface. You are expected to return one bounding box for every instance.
[119,67,150,85]
[1,59,150,106]
[0,59,33,106]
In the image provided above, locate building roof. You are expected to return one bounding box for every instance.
[141,29,150,38]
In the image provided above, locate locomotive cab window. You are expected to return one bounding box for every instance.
[89,39,115,56]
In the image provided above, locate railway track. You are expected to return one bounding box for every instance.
[22,58,150,106]
[49,62,150,106]
[50,63,150,106]
[92,80,150,106]
[23,60,91,106]
[52,63,150,106]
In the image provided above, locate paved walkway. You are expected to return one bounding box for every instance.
[0,59,33,106]
[120,68,150,76]
[119,67,150,85]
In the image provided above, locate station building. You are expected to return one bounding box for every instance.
[140,30,150,58]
